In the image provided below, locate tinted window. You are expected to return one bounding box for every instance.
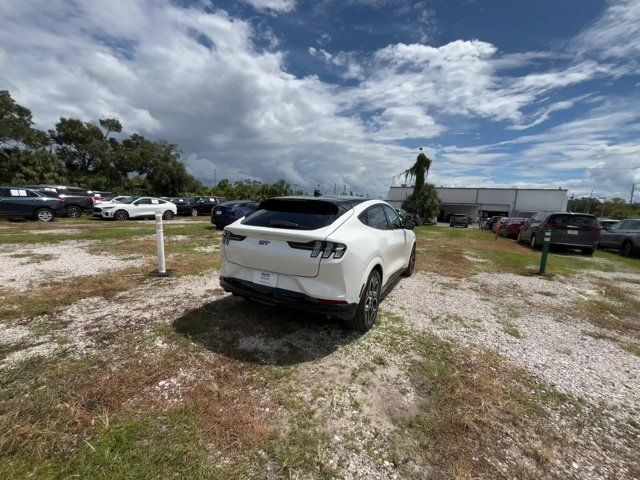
[383,205,403,229]
[549,214,598,227]
[243,199,345,230]
[359,205,389,230]
[628,220,640,231]
[0,188,9,197]
[135,198,152,205]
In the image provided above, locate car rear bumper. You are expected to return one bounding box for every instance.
[220,276,358,319]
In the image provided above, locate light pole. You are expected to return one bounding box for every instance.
[213,168,217,188]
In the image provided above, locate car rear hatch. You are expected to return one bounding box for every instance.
[223,198,353,278]
[547,214,601,246]
[213,204,239,218]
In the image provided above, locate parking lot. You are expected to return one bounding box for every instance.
[1,218,639,479]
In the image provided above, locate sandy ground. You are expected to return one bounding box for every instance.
[0,241,147,290]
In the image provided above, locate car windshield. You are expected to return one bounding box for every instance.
[243,198,344,230]
[550,214,598,227]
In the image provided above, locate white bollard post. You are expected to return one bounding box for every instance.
[155,210,167,275]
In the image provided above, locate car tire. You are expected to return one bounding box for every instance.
[347,269,381,332]
[622,241,634,257]
[163,210,175,220]
[402,244,416,278]
[34,208,55,222]
[191,208,198,217]
[113,209,129,221]
[530,234,538,249]
[581,247,595,256]
[65,205,82,218]
[516,232,522,243]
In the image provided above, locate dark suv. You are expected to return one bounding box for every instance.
[449,214,470,228]
[0,187,66,221]
[599,218,640,257]
[517,212,602,255]
[22,185,94,218]
[188,196,227,216]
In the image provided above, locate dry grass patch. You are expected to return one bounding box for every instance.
[0,338,271,479]
[581,280,640,335]
[394,334,585,479]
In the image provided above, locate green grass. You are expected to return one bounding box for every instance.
[501,321,522,339]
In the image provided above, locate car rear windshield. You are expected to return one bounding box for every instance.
[242,198,344,230]
[549,214,598,227]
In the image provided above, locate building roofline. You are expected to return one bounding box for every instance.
[388,186,568,192]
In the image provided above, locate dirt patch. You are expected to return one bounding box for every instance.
[0,241,147,290]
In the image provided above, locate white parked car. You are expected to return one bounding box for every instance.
[219,197,417,331]
[95,196,177,221]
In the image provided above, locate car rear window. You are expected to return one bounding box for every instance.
[549,214,598,227]
[242,198,343,230]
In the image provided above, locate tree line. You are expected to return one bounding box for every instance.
[0,90,299,200]
[567,195,639,219]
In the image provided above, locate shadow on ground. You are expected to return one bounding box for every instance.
[173,295,363,366]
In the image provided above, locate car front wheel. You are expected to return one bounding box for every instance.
[113,209,129,221]
[163,210,175,220]
[65,206,82,218]
[622,241,634,257]
[35,208,55,222]
[191,208,198,217]
[530,234,537,249]
[347,269,381,332]
[402,244,416,277]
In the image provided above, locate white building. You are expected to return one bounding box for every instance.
[386,186,568,222]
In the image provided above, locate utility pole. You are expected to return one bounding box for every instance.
[213,168,217,188]
[585,189,594,214]
[630,183,636,216]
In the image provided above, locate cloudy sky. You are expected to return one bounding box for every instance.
[1,0,639,199]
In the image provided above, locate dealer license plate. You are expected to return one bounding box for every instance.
[567,229,578,235]
[253,270,278,287]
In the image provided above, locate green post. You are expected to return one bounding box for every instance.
[538,227,551,275]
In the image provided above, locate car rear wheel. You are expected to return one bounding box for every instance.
[402,245,416,277]
[65,205,82,218]
[163,210,175,220]
[622,241,634,257]
[530,234,538,249]
[113,209,129,221]
[581,247,595,256]
[347,269,381,332]
[35,208,55,222]
[191,208,198,217]
[516,232,522,243]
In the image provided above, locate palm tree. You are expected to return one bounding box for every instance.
[402,147,432,197]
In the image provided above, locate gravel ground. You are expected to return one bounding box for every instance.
[385,272,640,413]
[0,241,147,290]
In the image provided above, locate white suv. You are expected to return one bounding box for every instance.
[219,197,416,330]
[96,197,177,220]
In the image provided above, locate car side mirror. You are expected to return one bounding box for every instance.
[404,220,415,230]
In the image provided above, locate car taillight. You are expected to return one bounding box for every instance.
[222,231,246,244]
[88,197,94,204]
[288,240,347,259]
[57,199,65,205]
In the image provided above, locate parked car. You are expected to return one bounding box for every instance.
[517,212,601,255]
[598,218,619,229]
[22,184,95,218]
[599,218,640,257]
[484,216,500,231]
[0,187,66,221]
[92,196,131,216]
[164,197,193,216]
[211,200,260,229]
[95,197,177,220]
[449,213,469,228]
[188,196,227,216]
[219,197,416,331]
[499,217,527,239]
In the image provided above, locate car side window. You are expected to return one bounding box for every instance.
[0,188,9,197]
[135,198,151,205]
[383,205,403,229]
[359,205,389,230]
[626,220,640,230]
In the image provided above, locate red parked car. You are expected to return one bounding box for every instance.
[500,217,527,239]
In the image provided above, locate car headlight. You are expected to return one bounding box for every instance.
[102,206,115,210]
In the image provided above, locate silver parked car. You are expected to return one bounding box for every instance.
[517,212,602,255]
[599,218,640,257]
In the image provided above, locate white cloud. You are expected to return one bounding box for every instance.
[240,0,296,13]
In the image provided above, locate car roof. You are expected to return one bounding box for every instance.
[272,195,369,208]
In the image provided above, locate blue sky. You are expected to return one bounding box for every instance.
[1,0,639,199]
